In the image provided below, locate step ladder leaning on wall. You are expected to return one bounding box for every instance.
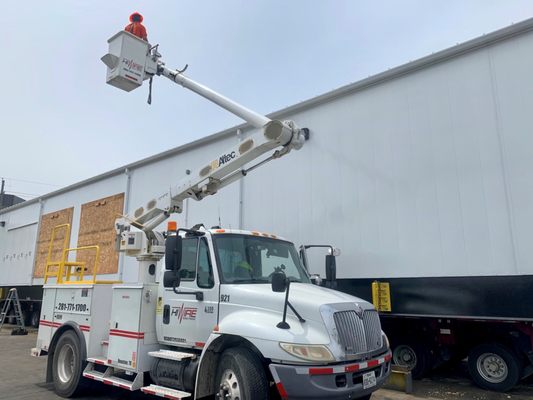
[0,288,28,335]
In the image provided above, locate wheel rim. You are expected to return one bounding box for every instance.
[393,345,417,370]
[217,369,241,400]
[57,343,75,384]
[476,352,508,384]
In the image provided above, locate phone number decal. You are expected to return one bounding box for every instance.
[55,302,88,313]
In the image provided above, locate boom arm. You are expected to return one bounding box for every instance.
[103,32,308,253]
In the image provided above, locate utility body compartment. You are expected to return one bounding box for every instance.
[36,283,158,374]
[107,284,159,372]
[37,284,112,357]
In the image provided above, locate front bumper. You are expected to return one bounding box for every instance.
[270,351,391,400]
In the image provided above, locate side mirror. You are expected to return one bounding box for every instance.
[310,274,322,286]
[163,270,181,288]
[165,235,182,271]
[325,255,337,281]
[271,271,288,293]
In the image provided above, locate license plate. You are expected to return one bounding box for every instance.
[362,371,376,389]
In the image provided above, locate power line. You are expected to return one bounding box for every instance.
[5,191,40,198]
[1,176,61,187]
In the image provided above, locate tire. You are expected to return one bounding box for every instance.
[52,330,88,397]
[357,395,372,400]
[468,343,523,392]
[392,342,431,379]
[6,310,16,325]
[215,347,269,400]
[30,310,40,328]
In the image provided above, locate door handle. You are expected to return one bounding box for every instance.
[170,289,204,301]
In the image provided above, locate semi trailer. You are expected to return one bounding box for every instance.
[30,31,391,400]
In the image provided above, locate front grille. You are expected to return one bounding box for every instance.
[362,310,383,351]
[333,309,382,356]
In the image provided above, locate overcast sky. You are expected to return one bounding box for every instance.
[1,1,532,199]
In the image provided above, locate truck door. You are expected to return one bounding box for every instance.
[160,237,218,349]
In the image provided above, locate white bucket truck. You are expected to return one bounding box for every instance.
[32,31,391,400]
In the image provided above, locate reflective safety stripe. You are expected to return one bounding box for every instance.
[109,329,144,339]
[276,382,289,400]
[302,352,392,375]
[39,319,91,332]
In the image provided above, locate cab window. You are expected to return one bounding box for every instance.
[197,238,214,288]
[179,238,198,281]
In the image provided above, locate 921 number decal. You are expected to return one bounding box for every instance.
[220,294,230,303]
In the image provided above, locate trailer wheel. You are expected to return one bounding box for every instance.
[215,347,269,400]
[52,330,88,397]
[468,343,522,392]
[392,342,430,379]
[30,310,40,328]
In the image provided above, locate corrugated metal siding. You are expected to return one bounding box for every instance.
[1,19,533,285]
[241,29,533,279]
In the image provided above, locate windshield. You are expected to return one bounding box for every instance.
[213,234,310,284]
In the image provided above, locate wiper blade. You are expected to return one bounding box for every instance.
[230,278,270,284]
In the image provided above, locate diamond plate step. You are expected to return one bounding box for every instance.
[148,349,197,361]
[141,384,191,399]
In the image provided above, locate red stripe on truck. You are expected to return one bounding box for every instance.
[109,329,144,339]
[345,364,360,372]
[309,367,334,375]
[276,382,289,400]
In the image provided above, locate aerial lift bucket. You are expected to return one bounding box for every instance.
[101,31,153,92]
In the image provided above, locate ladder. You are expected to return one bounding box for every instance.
[0,288,28,335]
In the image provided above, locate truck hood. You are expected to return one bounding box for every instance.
[217,283,383,361]
[220,282,372,324]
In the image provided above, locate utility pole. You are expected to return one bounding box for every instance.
[0,178,5,209]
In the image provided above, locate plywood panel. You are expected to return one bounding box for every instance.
[34,208,74,278]
[76,193,124,276]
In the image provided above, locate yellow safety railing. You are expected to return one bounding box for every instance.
[44,224,71,284]
[62,245,100,284]
[43,223,121,285]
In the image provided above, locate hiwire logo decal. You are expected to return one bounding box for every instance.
[171,304,198,323]
[122,58,143,72]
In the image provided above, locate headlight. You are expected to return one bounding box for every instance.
[279,343,335,362]
[382,331,390,349]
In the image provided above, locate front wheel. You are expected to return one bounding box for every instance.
[468,343,522,392]
[52,330,88,397]
[215,347,269,400]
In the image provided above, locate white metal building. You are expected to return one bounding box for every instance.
[1,17,533,288]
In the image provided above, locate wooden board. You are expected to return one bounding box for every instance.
[33,207,74,278]
[76,193,125,276]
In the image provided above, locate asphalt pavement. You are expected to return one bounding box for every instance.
[0,327,532,400]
